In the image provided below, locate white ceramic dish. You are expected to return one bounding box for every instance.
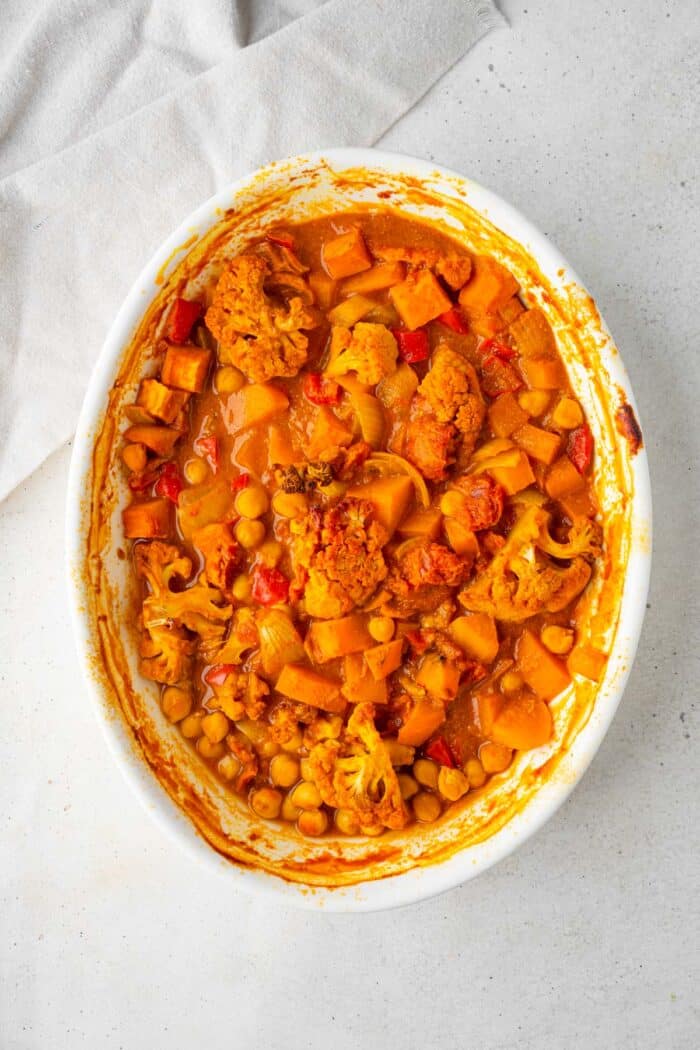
[66,149,651,910]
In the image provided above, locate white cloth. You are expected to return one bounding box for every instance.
[0,0,502,501]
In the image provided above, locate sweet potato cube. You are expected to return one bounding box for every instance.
[364,638,404,681]
[341,261,406,296]
[488,392,530,438]
[499,297,525,325]
[267,423,298,466]
[491,693,553,750]
[416,652,461,700]
[458,255,519,315]
[545,456,585,500]
[443,518,479,558]
[567,644,608,682]
[516,629,571,700]
[467,312,507,339]
[276,664,346,713]
[449,613,499,665]
[123,424,181,457]
[475,693,504,736]
[397,699,446,746]
[520,356,567,390]
[397,507,443,541]
[512,423,561,465]
[308,270,337,310]
[161,342,212,393]
[306,615,373,663]
[136,379,189,424]
[177,479,233,541]
[389,269,452,330]
[487,449,536,495]
[225,383,289,432]
[122,498,171,539]
[322,228,372,279]
[508,308,557,358]
[560,486,597,519]
[346,476,413,537]
[342,653,389,704]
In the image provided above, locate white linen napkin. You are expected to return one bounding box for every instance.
[0,0,503,501]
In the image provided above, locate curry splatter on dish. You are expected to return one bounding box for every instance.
[119,210,607,840]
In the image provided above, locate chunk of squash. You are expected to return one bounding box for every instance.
[276,664,346,713]
[364,638,404,680]
[488,391,530,438]
[341,261,406,296]
[306,615,373,663]
[508,308,557,358]
[176,479,233,541]
[397,699,446,746]
[342,653,389,704]
[490,692,552,750]
[161,343,212,393]
[225,383,289,432]
[122,498,171,539]
[487,448,536,495]
[389,269,452,330]
[520,356,567,390]
[346,476,413,537]
[567,644,607,682]
[449,613,499,665]
[322,228,372,279]
[516,629,571,700]
[458,255,519,315]
[545,456,585,500]
[512,423,561,465]
[415,651,461,700]
[397,507,443,541]
[123,424,181,457]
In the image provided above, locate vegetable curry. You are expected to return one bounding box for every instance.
[120,209,606,839]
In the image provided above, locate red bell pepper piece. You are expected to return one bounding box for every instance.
[480,338,518,362]
[303,372,342,405]
[480,355,523,397]
[437,307,469,334]
[204,664,236,687]
[266,231,296,251]
[425,736,455,768]
[154,461,184,504]
[231,472,250,493]
[404,629,429,654]
[251,566,290,606]
[567,423,594,474]
[392,328,430,363]
[194,435,220,472]
[167,297,202,343]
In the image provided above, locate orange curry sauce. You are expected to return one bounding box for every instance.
[119,210,606,840]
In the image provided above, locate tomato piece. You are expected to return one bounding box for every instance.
[231,472,250,493]
[392,328,430,363]
[437,307,469,334]
[167,298,202,343]
[481,355,523,397]
[303,372,342,405]
[195,435,220,471]
[567,423,594,474]
[251,566,290,605]
[204,664,236,687]
[154,462,184,504]
[425,736,456,767]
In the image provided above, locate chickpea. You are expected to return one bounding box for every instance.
[297,808,328,837]
[250,787,283,820]
[291,781,322,810]
[541,625,575,655]
[234,518,266,550]
[551,396,584,430]
[161,685,191,723]
[335,809,361,835]
[438,766,470,802]
[218,753,241,781]
[259,738,280,759]
[215,365,245,394]
[122,442,147,472]
[201,711,229,744]
[196,736,225,760]
[281,794,301,823]
[398,773,419,800]
[231,574,252,602]
[180,713,204,739]
[479,742,513,774]
[412,792,442,823]
[368,616,395,643]
[360,823,384,837]
[299,757,314,782]
[413,758,439,791]
[184,457,208,485]
[501,670,524,694]
[257,539,283,567]
[270,754,300,788]
[518,389,551,417]
[271,491,308,518]
[464,757,487,789]
[281,729,304,753]
[235,484,269,519]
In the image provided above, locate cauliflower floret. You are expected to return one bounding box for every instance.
[209,667,269,721]
[289,499,389,619]
[205,254,317,383]
[306,703,408,831]
[418,345,485,456]
[404,396,457,482]
[373,246,472,290]
[192,522,241,594]
[459,506,593,622]
[386,541,469,617]
[138,623,196,685]
[537,515,602,560]
[326,322,398,386]
[268,699,317,743]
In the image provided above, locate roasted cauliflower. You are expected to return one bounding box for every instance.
[289,499,389,619]
[387,540,469,616]
[459,506,593,622]
[209,667,269,721]
[404,397,457,482]
[326,322,398,385]
[138,622,196,685]
[418,345,485,456]
[205,254,317,383]
[372,245,472,290]
[306,702,408,831]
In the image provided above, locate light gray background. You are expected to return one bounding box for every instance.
[2,1,699,1047]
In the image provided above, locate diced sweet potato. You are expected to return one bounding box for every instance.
[449,613,499,665]
[341,261,406,295]
[176,479,233,541]
[467,312,507,339]
[389,269,452,330]
[490,693,552,750]
[559,486,597,519]
[458,255,519,315]
[136,379,189,424]
[122,498,171,539]
[443,518,479,558]
[161,342,212,393]
[475,693,504,736]
[225,383,289,432]
[342,653,389,704]
[306,615,373,663]
[364,638,404,680]
[516,629,571,700]
[322,228,372,279]
[567,644,608,682]
[488,392,530,438]
[498,297,525,325]
[121,442,147,472]
[276,664,347,713]
[397,507,443,541]
[508,308,556,358]
[487,449,536,495]
[415,651,461,700]
[123,424,181,456]
[545,456,585,500]
[512,423,561,465]
[308,270,337,309]
[520,356,567,390]
[397,699,446,746]
[268,423,298,466]
[346,476,413,537]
